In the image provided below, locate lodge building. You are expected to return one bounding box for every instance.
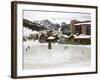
[70,20,91,35]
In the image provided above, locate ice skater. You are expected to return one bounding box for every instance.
[25,48,28,53]
[25,46,30,54]
[28,46,30,49]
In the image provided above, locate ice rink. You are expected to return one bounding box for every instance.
[23,40,91,69]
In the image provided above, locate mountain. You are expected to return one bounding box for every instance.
[23,19,47,31]
[39,19,55,30]
[34,19,60,31]
[23,19,60,31]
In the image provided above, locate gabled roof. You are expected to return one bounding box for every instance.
[74,22,91,26]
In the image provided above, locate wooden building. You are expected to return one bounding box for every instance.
[39,34,47,43]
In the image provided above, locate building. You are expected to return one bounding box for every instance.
[70,20,91,35]
[39,34,47,43]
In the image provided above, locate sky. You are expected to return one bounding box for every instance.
[23,10,91,24]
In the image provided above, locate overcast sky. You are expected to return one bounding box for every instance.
[23,10,91,24]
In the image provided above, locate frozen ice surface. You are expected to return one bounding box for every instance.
[23,40,91,69]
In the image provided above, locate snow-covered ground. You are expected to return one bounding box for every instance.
[23,40,91,69]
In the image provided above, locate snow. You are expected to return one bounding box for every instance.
[23,27,39,37]
[58,35,69,38]
[23,40,91,69]
[23,27,33,36]
[74,35,91,39]
[74,22,91,25]
[47,36,55,39]
[32,30,39,34]
[62,35,69,38]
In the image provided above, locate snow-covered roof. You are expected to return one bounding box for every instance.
[74,35,91,39]
[32,31,39,34]
[59,35,69,38]
[62,35,69,38]
[47,36,55,39]
[74,22,91,26]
